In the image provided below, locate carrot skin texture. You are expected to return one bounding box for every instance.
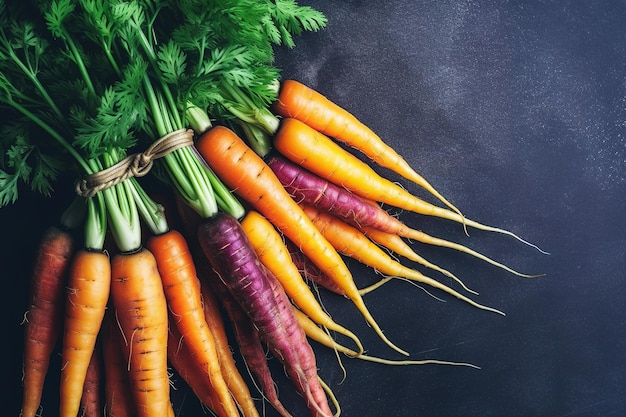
[80,343,104,417]
[284,238,346,296]
[198,281,261,417]
[196,126,404,355]
[197,213,333,417]
[200,266,293,417]
[267,154,412,234]
[195,127,347,288]
[21,226,74,417]
[274,79,462,216]
[166,316,223,416]
[110,248,171,417]
[146,230,240,417]
[273,118,463,222]
[60,249,111,417]
[102,310,136,417]
[241,211,363,354]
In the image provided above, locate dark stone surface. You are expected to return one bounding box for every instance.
[4,1,625,416]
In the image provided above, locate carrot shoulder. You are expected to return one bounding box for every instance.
[60,249,111,417]
[196,126,406,356]
[274,79,463,218]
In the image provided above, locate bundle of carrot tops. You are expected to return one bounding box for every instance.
[1,1,545,416]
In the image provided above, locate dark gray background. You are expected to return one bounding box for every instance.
[266,1,626,416]
[5,1,626,416]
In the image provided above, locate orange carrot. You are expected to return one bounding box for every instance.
[274,79,464,219]
[146,230,241,417]
[301,204,504,315]
[273,117,546,252]
[284,238,346,296]
[241,210,364,354]
[102,310,135,417]
[166,315,223,416]
[198,281,260,417]
[173,197,286,417]
[196,126,407,356]
[110,248,171,417]
[268,154,538,278]
[21,225,74,417]
[60,249,111,417]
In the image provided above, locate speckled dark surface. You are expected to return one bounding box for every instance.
[5,1,626,416]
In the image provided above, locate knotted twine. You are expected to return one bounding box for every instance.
[75,128,194,198]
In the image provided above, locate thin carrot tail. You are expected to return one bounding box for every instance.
[363,226,477,295]
[322,321,364,357]
[422,205,549,254]
[318,377,340,417]
[352,295,409,356]
[405,270,505,315]
[404,228,544,278]
[398,165,469,235]
[294,307,480,368]
[463,217,550,255]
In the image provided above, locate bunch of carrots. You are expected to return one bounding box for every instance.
[2,1,546,417]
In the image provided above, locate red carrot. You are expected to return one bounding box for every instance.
[80,342,104,417]
[21,225,74,417]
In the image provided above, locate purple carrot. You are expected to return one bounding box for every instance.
[267,154,539,278]
[197,213,333,417]
[199,264,293,417]
[266,154,410,233]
